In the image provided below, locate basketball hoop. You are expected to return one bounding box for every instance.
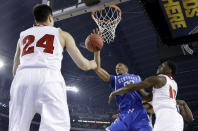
[91,5,122,43]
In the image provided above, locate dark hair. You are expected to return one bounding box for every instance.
[117,63,128,69]
[33,4,52,23]
[166,60,177,76]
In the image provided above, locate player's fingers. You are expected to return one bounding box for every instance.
[97,28,102,35]
[93,29,96,34]
[96,28,99,34]
[94,28,99,35]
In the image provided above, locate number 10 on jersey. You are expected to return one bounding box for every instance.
[169,85,176,99]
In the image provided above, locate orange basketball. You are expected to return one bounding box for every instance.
[85,34,103,52]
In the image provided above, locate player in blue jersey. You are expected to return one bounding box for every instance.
[94,51,152,131]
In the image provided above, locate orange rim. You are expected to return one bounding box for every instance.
[110,5,122,15]
[91,5,122,24]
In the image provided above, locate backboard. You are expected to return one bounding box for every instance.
[42,0,129,22]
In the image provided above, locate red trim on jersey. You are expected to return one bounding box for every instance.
[169,86,173,99]
[167,75,174,80]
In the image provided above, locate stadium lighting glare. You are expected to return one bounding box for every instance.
[0,60,4,69]
[66,86,79,93]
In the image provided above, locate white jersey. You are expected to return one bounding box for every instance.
[152,74,178,113]
[9,25,70,131]
[17,25,63,71]
[152,74,183,131]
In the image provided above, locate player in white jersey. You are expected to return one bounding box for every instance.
[142,100,193,128]
[9,4,97,131]
[108,60,193,131]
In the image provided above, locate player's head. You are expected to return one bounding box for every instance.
[157,60,177,76]
[115,63,128,75]
[33,4,54,26]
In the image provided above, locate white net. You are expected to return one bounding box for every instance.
[92,5,122,43]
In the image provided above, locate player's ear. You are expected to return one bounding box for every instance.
[124,65,128,73]
[48,15,52,22]
[48,15,54,26]
[49,15,51,22]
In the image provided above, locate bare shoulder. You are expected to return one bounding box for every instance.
[59,29,71,38]
[59,28,66,38]
[155,75,166,88]
[158,75,166,83]
[145,76,166,88]
[58,29,73,49]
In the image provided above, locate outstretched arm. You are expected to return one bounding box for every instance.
[108,76,165,103]
[177,100,194,122]
[94,51,110,82]
[60,29,97,71]
[138,89,153,102]
[92,29,110,82]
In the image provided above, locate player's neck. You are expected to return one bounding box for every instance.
[121,72,128,75]
[164,73,172,77]
[36,22,51,26]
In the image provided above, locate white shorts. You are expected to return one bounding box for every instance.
[153,109,183,131]
[9,68,70,131]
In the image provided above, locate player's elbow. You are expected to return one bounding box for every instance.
[74,58,91,71]
[79,60,96,71]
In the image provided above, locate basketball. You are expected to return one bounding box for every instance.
[85,34,103,52]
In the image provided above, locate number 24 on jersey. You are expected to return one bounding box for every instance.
[22,34,55,56]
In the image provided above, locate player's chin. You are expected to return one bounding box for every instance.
[116,72,122,76]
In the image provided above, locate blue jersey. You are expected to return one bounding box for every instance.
[109,74,143,112]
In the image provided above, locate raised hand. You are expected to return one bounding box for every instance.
[92,28,102,35]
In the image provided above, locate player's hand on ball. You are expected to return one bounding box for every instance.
[92,28,102,36]
[85,29,103,52]
[92,28,105,41]
[108,92,115,104]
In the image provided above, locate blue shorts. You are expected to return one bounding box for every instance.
[107,108,152,131]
